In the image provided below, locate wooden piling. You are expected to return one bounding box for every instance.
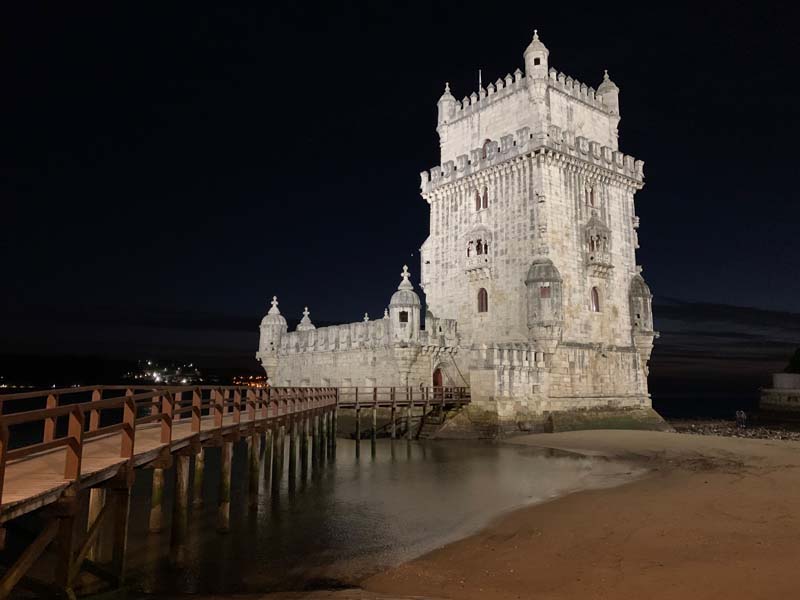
[300,414,309,480]
[406,400,413,441]
[248,434,261,509]
[172,454,190,548]
[148,468,166,533]
[217,440,233,532]
[264,428,273,491]
[86,488,107,561]
[371,403,377,456]
[193,448,205,507]
[109,485,132,584]
[288,417,297,486]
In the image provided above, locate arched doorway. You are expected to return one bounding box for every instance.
[433,367,443,400]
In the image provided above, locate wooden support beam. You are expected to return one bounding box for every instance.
[148,468,166,533]
[287,417,297,488]
[86,488,107,562]
[355,406,361,459]
[300,415,309,481]
[0,519,59,600]
[64,407,84,480]
[69,500,112,586]
[109,484,132,584]
[193,447,205,507]
[263,428,273,492]
[171,454,190,556]
[217,440,233,533]
[248,433,261,510]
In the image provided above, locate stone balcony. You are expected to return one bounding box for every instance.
[585,249,613,278]
[465,254,492,281]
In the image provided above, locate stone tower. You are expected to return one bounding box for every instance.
[419,30,657,424]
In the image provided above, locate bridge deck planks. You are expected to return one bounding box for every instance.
[0,413,258,522]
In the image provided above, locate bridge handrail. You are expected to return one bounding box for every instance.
[0,386,340,506]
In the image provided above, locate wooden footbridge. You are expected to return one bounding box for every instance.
[0,385,469,598]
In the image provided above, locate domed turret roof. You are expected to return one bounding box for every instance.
[438,81,456,104]
[389,265,421,307]
[629,274,652,298]
[296,306,315,331]
[524,30,548,56]
[597,70,619,94]
[525,258,562,283]
[260,296,288,327]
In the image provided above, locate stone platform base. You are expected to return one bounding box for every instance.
[432,405,671,439]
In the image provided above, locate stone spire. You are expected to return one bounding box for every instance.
[398,264,414,291]
[268,296,280,315]
[296,306,316,331]
[524,29,549,85]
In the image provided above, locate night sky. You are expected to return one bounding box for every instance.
[2,2,798,400]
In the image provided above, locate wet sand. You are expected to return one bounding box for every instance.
[186,430,800,599]
[362,430,800,599]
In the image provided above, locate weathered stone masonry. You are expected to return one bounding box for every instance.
[257,30,658,428]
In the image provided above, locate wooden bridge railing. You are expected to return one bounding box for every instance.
[0,385,337,508]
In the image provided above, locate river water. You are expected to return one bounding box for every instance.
[125,438,641,596]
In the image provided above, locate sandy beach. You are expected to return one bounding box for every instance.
[175,430,800,600]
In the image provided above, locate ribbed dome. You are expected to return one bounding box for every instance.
[629,275,651,298]
[389,265,421,307]
[597,70,619,94]
[438,81,456,104]
[524,30,548,56]
[525,258,562,283]
[260,296,288,327]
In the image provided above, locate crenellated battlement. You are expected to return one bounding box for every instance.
[445,69,527,126]
[547,68,608,112]
[276,315,458,355]
[421,125,643,194]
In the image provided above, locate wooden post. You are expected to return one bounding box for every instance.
[90,388,102,432]
[321,408,328,464]
[218,440,233,532]
[160,392,174,444]
[248,433,261,510]
[54,493,78,592]
[271,424,282,495]
[300,414,309,480]
[87,488,107,562]
[0,423,8,508]
[171,454,190,553]
[64,406,84,480]
[192,389,202,433]
[406,388,413,441]
[0,519,59,599]
[193,447,205,507]
[148,468,166,533]
[288,416,297,486]
[43,393,58,442]
[263,428,273,492]
[355,404,361,459]
[109,484,132,584]
[390,388,396,439]
[371,389,378,456]
[311,412,318,469]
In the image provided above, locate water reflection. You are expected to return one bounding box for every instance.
[126,438,641,596]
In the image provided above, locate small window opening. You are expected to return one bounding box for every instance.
[482,186,488,209]
[475,189,481,211]
[399,311,409,323]
[534,57,541,65]
[476,239,483,255]
[590,287,601,313]
[477,288,489,313]
[540,286,551,299]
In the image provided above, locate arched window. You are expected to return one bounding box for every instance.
[466,241,473,257]
[590,287,601,312]
[482,186,488,209]
[477,288,488,313]
[475,189,481,211]
[476,238,483,255]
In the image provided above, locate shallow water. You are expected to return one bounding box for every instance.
[126,438,641,596]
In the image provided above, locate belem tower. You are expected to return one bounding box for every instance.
[257,31,661,431]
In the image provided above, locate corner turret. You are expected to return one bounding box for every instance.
[597,70,620,116]
[389,265,421,344]
[256,296,287,378]
[524,30,549,81]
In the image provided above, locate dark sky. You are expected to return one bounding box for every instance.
[2,2,798,391]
